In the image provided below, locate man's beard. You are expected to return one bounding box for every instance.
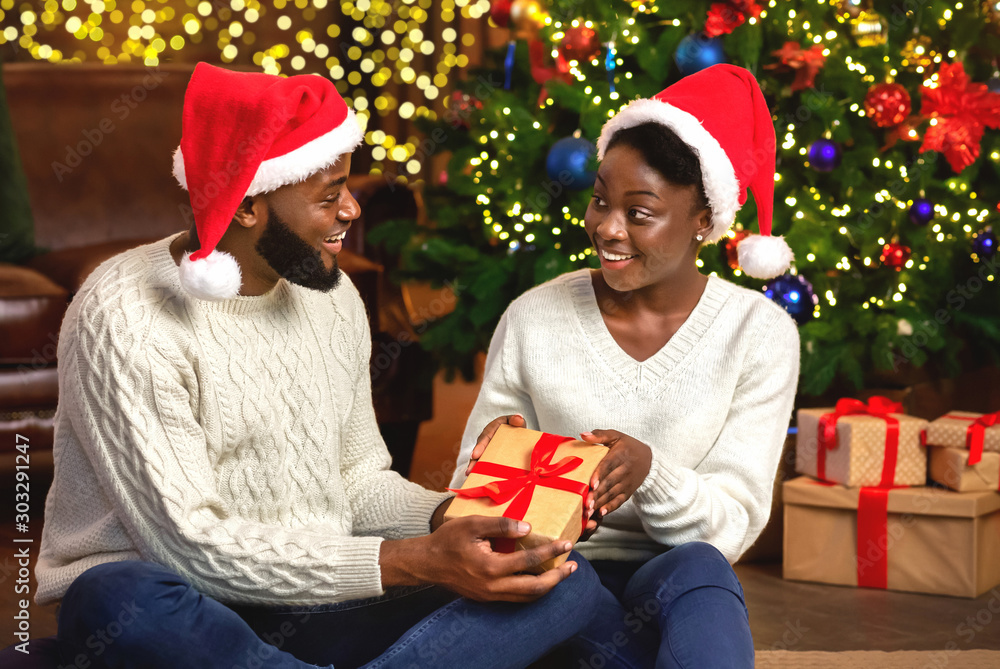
[254,211,341,292]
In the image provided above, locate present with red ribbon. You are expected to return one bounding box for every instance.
[928,446,1000,492]
[445,425,608,573]
[926,411,1000,465]
[782,476,1000,598]
[795,397,929,487]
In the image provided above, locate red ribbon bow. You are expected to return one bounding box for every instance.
[817,396,905,590]
[449,433,589,553]
[941,412,1000,465]
[817,396,903,484]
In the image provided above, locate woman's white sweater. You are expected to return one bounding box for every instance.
[451,269,800,563]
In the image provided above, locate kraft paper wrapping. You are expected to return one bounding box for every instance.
[929,446,1000,492]
[444,425,608,573]
[795,408,929,487]
[782,477,1000,598]
[925,411,1000,453]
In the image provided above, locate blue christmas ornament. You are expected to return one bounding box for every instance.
[763,273,818,325]
[988,76,1000,95]
[908,197,934,226]
[546,136,597,190]
[674,34,726,77]
[972,228,996,259]
[807,139,841,172]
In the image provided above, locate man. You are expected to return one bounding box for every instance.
[9,64,607,669]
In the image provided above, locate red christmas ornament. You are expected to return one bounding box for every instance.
[721,230,750,269]
[919,62,1000,173]
[490,0,513,28]
[865,82,912,128]
[445,90,482,129]
[559,25,601,63]
[880,242,911,270]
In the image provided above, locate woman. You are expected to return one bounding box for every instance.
[451,65,800,668]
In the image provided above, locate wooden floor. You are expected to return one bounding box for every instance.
[3,369,999,655]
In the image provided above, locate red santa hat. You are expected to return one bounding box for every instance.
[597,64,792,279]
[172,63,363,300]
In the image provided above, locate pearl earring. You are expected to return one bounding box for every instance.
[695,234,704,242]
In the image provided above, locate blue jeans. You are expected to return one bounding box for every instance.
[568,542,754,669]
[43,551,606,669]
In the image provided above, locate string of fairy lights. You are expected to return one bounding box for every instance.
[0,0,488,181]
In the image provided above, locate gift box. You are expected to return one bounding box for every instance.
[925,411,1000,463]
[796,398,928,487]
[929,446,1000,492]
[445,425,607,573]
[783,476,1000,598]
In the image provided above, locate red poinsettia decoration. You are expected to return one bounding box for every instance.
[919,62,1000,173]
[764,42,827,92]
[705,0,762,37]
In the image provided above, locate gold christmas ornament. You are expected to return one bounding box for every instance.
[832,0,865,23]
[851,10,888,47]
[509,0,548,41]
[900,36,936,70]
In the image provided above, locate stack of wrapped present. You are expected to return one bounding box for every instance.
[783,397,1000,598]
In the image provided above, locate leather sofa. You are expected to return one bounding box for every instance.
[0,63,430,485]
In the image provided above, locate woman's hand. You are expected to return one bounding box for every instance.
[464,414,526,476]
[578,497,601,542]
[580,429,653,518]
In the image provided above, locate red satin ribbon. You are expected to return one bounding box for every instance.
[449,433,588,554]
[857,487,896,589]
[816,396,904,482]
[939,412,1000,466]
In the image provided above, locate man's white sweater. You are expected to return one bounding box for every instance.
[451,269,800,563]
[37,235,450,606]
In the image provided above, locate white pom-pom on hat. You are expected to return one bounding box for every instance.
[179,250,242,301]
[737,234,795,280]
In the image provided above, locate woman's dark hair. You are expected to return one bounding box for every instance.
[604,122,710,215]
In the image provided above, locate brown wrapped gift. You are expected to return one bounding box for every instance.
[796,407,928,487]
[445,425,607,573]
[929,446,1000,493]
[925,411,1000,454]
[783,476,1000,598]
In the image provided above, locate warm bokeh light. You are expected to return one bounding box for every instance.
[0,0,486,179]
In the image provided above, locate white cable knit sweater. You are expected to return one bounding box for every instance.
[450,270,800,563]
[37,235,450,606]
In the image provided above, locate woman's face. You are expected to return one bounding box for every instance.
[583,143,710,293]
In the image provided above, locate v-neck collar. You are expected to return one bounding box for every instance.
[564,269,731,392]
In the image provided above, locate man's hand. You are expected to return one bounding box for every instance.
[380,516,577,602]
[580,429,653,518]
[464,414,527,476]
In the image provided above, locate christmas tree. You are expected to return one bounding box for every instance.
[371,0,1000,394]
